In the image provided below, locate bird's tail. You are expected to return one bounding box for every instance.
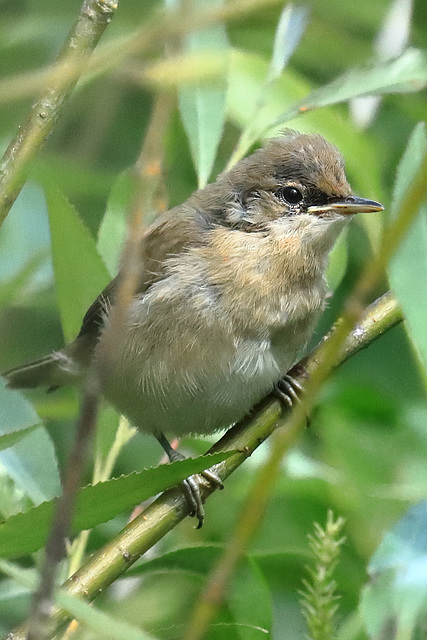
[3,349,83,391]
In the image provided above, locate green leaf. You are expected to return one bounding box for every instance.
[388,123,427,376]
[127,543,225,576]
[44,184,110,342]
[58,592,156,640]
[361,500,427,639]
[97,171,133,277]
[0,378,40,443]
[273,48,427,126]
[128,545,272,635]
[0,427,38,453]
[0,427,60,506]
[267,3,309,83]
[0,577,31,605]
[204,623,269,640]
[0,183,52,300]
[0,250,50,308]
[0,451,234,558]
[177,0,229,188]
[327,226,348,291]
[226,5,309,172]
[228,557,272,636]
[0,379,60,505]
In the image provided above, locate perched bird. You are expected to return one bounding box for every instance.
[3,130,383,525]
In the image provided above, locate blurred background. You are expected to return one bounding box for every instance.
[0,0,426,638]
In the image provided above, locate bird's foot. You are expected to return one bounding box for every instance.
[155,433,223,528]
[274,364,308,407]
[179,466,224,529]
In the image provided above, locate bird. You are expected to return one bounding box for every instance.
[3,130,383,526]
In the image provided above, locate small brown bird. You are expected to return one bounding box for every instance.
[3,130,383,525]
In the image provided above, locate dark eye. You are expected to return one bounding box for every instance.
[280,186,303,205]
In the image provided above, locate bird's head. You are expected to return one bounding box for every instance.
[216,130,383,246]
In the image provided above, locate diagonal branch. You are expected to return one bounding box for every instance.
[6,291,401,640]
[0,0,119,227]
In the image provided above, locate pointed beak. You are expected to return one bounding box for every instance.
[307,196,384,217]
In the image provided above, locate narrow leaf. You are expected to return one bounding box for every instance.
[0,451,234,558]
[127,546,272,635]
[97,171,133,277]
[44,184,110,341]
[375,0,412,61]
[227,4,309,168]
[0,380,60,504]
[0,183,52,298]
[0,427,60,506]
[268,3,309,82]
[0,426,38,453]
[0,378,40,438]
[58,592,156,640]
[350,0,413,129]
[177,0,229,188]
[388,123,427,374]
[273,48,427,127]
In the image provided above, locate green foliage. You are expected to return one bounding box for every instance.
[176,0,229,189]
[0,380,60,511]
[0,0,427,639]
[272,48,427,125]
[0,379,41,452]
[389,123,427,375]
[44,183,111,342]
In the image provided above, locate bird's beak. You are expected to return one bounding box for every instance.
[307,196,384,217]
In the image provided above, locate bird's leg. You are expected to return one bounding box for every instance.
[155,432,223,529]
[274,363,308,407]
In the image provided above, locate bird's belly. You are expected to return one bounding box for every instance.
[95,276,323,438]
[98,334,291,438]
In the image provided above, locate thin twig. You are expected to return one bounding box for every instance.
[25,374,100,640]
[65,92,172,582]
[0,0,118,227]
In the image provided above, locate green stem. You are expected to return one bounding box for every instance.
[0,0,283,109]
[0,0,118,227]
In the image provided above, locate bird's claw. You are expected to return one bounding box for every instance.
[274,366,307,407]
[181,469,224,529]
[155,431,224,527]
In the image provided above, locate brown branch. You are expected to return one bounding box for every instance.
[26,374,100,640]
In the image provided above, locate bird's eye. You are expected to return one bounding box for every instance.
[279,186,303,205]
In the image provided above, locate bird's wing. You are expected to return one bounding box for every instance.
[77,276,119,339]
[76,207,205,341]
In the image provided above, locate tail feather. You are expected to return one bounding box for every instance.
[3,350,82,390]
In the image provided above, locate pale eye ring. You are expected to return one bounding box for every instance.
[279,186,303,205]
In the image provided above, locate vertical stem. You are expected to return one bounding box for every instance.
[27,373,100,640]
